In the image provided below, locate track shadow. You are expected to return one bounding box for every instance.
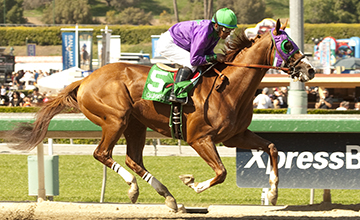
[276,202,360,212]
[112,217,360,220]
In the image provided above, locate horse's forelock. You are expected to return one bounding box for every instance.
[224,30,254,62]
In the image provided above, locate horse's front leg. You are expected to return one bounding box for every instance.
[223,129,279,205]
[267,143,279,205]
[180,136,227,193]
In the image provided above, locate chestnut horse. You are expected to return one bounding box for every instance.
[7,20,314,211]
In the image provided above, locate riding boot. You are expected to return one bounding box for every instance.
[168,67,193,104]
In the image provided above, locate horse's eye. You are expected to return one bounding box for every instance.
[281,40,293,54]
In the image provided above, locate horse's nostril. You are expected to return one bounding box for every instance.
[308,68,315,79]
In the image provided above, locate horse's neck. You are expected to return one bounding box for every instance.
[227,36,271,106]
[234,35,270,68]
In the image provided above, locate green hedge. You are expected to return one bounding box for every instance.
[304,23,360,44]
[0,25,170,46]
[3,23,360,46]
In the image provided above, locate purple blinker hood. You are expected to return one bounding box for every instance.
[270,28,299,67]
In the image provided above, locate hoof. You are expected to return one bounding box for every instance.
[128,182,139,203]
[267,189,278,205]
[165,196,178,212]
[179,174,194,186]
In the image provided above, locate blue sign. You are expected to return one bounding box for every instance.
[62,32,76,70]
[237,133,360,189]
[151,35,161,58]
[27,44,36,56]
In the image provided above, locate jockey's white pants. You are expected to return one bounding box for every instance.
[156,31,197,72]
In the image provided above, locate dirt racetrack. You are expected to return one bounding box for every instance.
[1,201,360,220]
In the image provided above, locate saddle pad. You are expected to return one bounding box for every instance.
[142,64,200,104]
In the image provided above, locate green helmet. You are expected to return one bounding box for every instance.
[212,8,238,29]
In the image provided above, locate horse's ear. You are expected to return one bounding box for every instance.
[273,19,281,35]
[281,19,288,30]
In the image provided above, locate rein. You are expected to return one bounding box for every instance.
[224,54,306,76]
[224,62,290,73]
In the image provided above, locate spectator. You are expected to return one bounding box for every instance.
[336,101,350,110]
[7,89,13,102]
[23,97,32,107]
[13,72,21,89]
[354,102,360,110]
[276,90,288,108]
[280,87,288,98]
[315,89,333,109]
[273,98,281,109]
[306,86,318,102]
[0,85,6,96]
[8,92,23,107]
[29,87,44,106]
[253,87,273,109]
[34,70,40,83]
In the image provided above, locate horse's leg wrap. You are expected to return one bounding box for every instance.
[142,172,178,211]
[111,162,139,203]
[267,143,279,205]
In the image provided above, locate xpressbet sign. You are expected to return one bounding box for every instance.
[236,133,360,189]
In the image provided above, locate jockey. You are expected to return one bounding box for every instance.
[156,8,238,104]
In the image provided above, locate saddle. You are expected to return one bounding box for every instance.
[142,63,224,140]
[156,63,178,72]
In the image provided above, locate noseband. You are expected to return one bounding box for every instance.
[287,54,306,79]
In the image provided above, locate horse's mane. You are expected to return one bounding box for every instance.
[224,30,258,62]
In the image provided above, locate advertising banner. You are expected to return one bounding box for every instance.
[62,32,76,70]
[79,32,93,70]
[27,44,36,56]
[236,133,360,189]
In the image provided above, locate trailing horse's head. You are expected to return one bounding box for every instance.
[271,19,315,82]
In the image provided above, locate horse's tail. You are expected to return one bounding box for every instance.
[6,80,82,151]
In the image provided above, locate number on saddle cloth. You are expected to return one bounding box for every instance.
[141,64,200,104]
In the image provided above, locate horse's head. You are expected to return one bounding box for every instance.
[271,19,315,82]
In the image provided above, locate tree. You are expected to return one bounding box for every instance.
[304,0,336,23]
[110,0,140,11]
[105,10,117,24]
[42,0,93,24]
[23,0,51,10]
[234,0,266,24]
[216,0,233,9]
[304,0,360,23]
[333,0,358,23]
[204,0,213,19]
[180,0,203,20]
[173,0,179,22]
[117,7,152,25]
[0,0,27,24]
[217,0,266,24]
[6,2,27,24]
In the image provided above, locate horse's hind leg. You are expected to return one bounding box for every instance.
[89,112,139,203]
[123,116,178,212]
[223,129,279,205]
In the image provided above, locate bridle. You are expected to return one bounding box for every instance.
[224,29,306,79]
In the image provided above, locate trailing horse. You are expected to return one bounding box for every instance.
[6,20,314,211]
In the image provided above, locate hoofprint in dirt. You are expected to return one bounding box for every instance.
[1,201,360,220]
